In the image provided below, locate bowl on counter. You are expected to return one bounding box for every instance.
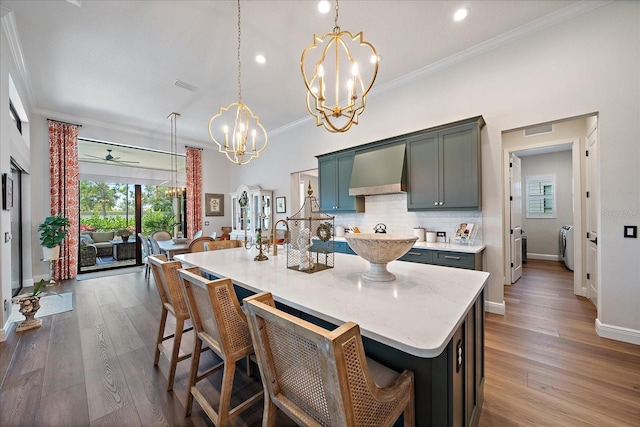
[172,237,188,244]
[344,233,418,282]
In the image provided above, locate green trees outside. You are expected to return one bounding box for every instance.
[80,181,179,234]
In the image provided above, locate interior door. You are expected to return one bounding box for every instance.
[510,153,523,283]
[586,125,599,308]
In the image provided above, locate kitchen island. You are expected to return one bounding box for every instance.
[175,247,489,426]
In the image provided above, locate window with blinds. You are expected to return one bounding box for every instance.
[526,174,556,218]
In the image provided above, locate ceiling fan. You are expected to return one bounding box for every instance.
[81,149,140,165]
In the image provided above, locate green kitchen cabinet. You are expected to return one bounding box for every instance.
[318,151,364,213]
[407,117,484,211]
[399,247,483,270]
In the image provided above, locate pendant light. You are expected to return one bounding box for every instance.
[301,0,380,133]
[166,112,183,198]
[208,0,268,165]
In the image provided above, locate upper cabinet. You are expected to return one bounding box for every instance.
[318,151,364,213]
[317,116,484,212]
[407,117,484,210]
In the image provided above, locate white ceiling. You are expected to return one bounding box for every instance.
[2,0,584,148]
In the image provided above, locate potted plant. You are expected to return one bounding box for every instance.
[11,279,53,332]
[116,225,135,241]
[38,214,70,260]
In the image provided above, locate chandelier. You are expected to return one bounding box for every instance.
[208,0,268,166]
[301,0,379,133]
[166,112,183,198]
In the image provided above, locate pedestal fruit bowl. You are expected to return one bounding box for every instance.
[344,234,418,281]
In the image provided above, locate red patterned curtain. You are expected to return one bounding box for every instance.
[186,147,203,239]
[48,120,79,280]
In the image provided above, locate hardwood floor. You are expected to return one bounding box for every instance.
[1,260,638,426]
[480,260,640,427]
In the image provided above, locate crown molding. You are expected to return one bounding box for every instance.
[368,1,610,99]
[273,1,610,136]
[1,10,36,112]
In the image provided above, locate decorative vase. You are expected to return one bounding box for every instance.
[123,235,130,242]
[12,294,42,332]
[42,245,60,260]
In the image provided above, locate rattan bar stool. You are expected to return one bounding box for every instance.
[177,267,263,425]
[148,254,193,391]
[244,292,415,427]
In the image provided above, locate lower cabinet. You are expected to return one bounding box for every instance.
[312,241,483,270]
[400,247,483,270]
[362,290,485,427]
[311,240,356,255]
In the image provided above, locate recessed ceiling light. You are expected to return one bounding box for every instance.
[318,1,331,14]
[454,7,469,22]
[255,54,266,64]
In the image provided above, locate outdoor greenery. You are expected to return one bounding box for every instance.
[79,180,182,235]
[142,211,178,233]
[38,214,71,248]
[79,181,174,215]
[81,215,132,232]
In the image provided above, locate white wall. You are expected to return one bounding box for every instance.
[226,2,640,341]
[519,151,573,257]
[1,12,35,338]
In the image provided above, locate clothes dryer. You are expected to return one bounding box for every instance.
[559,225,574,271]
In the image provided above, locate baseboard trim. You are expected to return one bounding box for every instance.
[485,300,505,315]
[595,319,640,345]
[1,312,16,342]
[527,253,560,261]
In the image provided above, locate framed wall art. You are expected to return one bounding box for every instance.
[2,173,13,211]
[205,193,224,216]
[275,196,286,213]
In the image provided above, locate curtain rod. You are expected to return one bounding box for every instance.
[184,146,203,150]
[47,118,83,127]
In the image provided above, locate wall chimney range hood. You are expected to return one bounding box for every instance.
[349,143,407,196]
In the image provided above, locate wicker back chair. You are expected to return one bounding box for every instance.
[187,236,215,253]
[147,254,193,391]
[151,230,172,241]
[205,239,243,251]
[244,292,415,427]
[177,268,263,423]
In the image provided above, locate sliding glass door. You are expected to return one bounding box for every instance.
[78,180,185,274]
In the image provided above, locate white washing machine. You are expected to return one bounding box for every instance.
[559,225,574,271]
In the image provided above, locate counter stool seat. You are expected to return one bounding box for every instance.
[244,292,415,427]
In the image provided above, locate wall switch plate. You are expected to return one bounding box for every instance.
[624,225,637,238]
[204,221,210,226]
[436,231,446,237]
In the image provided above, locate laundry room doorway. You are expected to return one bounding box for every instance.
[502,114,597,298]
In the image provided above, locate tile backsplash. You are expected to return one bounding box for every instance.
[333,193,483,242]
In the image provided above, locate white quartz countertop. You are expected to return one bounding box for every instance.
[175,248,489,358]
[333,236,486,254]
